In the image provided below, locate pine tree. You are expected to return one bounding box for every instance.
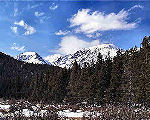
[30,73,41,102]
[107,49,123,104]
[119,48,139,106]
[96,52,103,71]
[66,60,81,104]
[77,65,95,104]
[96,52,112,104]
[94,53,103,104]
[139,36,150,105]
[53,68,69,103]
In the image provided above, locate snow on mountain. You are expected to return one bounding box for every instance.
[14,52,50,65]
[15,44,119,68]
[45,44,119,68]
[44,54,62,65]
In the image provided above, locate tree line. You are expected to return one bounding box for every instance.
[0,36,150,106]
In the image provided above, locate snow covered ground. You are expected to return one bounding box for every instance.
[0,100,150,119]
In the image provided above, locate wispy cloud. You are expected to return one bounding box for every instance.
[39,16,51,23]
[34,12,44,17]
[49,3,58,10]
[128,5,144,11]
[31,4,39,9]
[55,30,70,36]
[69,7,141,38]
[10,43,25,52]
[14,8,18,17]
[14,20,36,35]
[56,35,100,55]
[11,26,18,34]
[86,33,102,38]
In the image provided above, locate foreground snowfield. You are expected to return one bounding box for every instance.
[0,101,86,119]
[0,100,150,119]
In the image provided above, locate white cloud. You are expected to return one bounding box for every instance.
[14,20,36,35]
[55,30,70,36]
[56,35,100,55]
[14,20,25,26]
[49,3,58,10]
[10,43,25,52]
[24,26,36,36]
[34,12,44,17]
[69,8,140,37]
[11,26,18,34]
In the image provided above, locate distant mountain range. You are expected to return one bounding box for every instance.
[15,44,119,68]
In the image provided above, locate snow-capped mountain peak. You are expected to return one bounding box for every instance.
[15,51,49,64]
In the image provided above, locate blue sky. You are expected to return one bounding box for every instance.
[0,1,150,57]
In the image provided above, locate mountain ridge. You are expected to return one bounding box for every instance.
[15,44,119,68]
[46,43,119,68]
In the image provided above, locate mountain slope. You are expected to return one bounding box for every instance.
[45,44,119,68]
[15,52,49,64]
[44,54,62,65]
